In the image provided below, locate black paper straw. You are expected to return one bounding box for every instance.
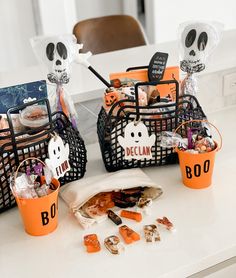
[88,66,111,88]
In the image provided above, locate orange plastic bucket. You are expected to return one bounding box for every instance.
[175,120,222,189]
[14,158,60,236]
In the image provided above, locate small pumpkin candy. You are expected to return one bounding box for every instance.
[104,89,120,108]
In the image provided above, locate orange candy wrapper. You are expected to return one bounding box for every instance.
[109,66,179,102]
[120,210,142,222]
[84,234,101,253]
[119,225,140,244]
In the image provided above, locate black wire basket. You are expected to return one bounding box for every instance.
[97,79,206,172]
[0,99,87,213]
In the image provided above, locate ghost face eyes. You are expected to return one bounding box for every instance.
[130,131,142,142]
[46,42,68,61]
[198,32,208,51]
[185,29,208,51]
[185,29,196,48]
[56,42,68,59]
[52,145,61,160]
[46,43,55,61]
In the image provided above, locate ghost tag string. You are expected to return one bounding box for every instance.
[116,82,156,161]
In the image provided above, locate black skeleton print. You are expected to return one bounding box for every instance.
[46,42,70,84]
[180,60,205,74]
[180,23,215,74]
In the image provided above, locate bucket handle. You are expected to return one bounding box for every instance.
[14,157,46,182]
[174,119,222,151]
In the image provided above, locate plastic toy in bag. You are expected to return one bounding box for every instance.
[179,21,223,96]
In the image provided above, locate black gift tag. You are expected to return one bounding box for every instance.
[148,52,169,81]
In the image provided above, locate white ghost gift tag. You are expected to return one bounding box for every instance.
[45,134,70,179]
[118,121,156,160]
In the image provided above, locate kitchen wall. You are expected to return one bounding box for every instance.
[0,0,125,73]
[145,0,236,43]
[75,0,123,21]
[0,0,37,72]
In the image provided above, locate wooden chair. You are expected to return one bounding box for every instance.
[73,15,148,54]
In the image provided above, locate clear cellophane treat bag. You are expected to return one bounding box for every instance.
[160,121,216,154]
[31,35,81,129]
[10,161,53,200]
[179,21,223,96]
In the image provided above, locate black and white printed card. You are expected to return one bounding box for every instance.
[148,52,169,81]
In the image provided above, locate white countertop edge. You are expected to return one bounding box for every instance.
[163,247,236,278]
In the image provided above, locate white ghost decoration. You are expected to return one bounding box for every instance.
[45,134,70,179]
[179,21,222,73]
[118,121,156,160]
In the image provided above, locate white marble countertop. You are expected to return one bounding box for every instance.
[0,105,235,278]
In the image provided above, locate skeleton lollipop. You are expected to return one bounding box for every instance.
[31,35,93,129]
[179,21,222,96]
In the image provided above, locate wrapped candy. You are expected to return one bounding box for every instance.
[11,163,51,199]
[107,210,122,225]
[136,197,152,215]
[119,225,140,244]
[144,224,161,242]
[160,131,188,150]
[160,120,216,154]
[85,205,107,223]
[120,210,142,222]
[104,236,125,255]
[141,186,163,200]
[83,234,101,253]
[104,89,120,109]
[31,35,91,129]
[179,21,223,96]
[194,136,215,153]
[188,122,215,152]
[157,216,175,232]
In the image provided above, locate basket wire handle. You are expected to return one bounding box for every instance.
[134,80,179,122]
[174,119,222,151]
[14,157,46,182]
